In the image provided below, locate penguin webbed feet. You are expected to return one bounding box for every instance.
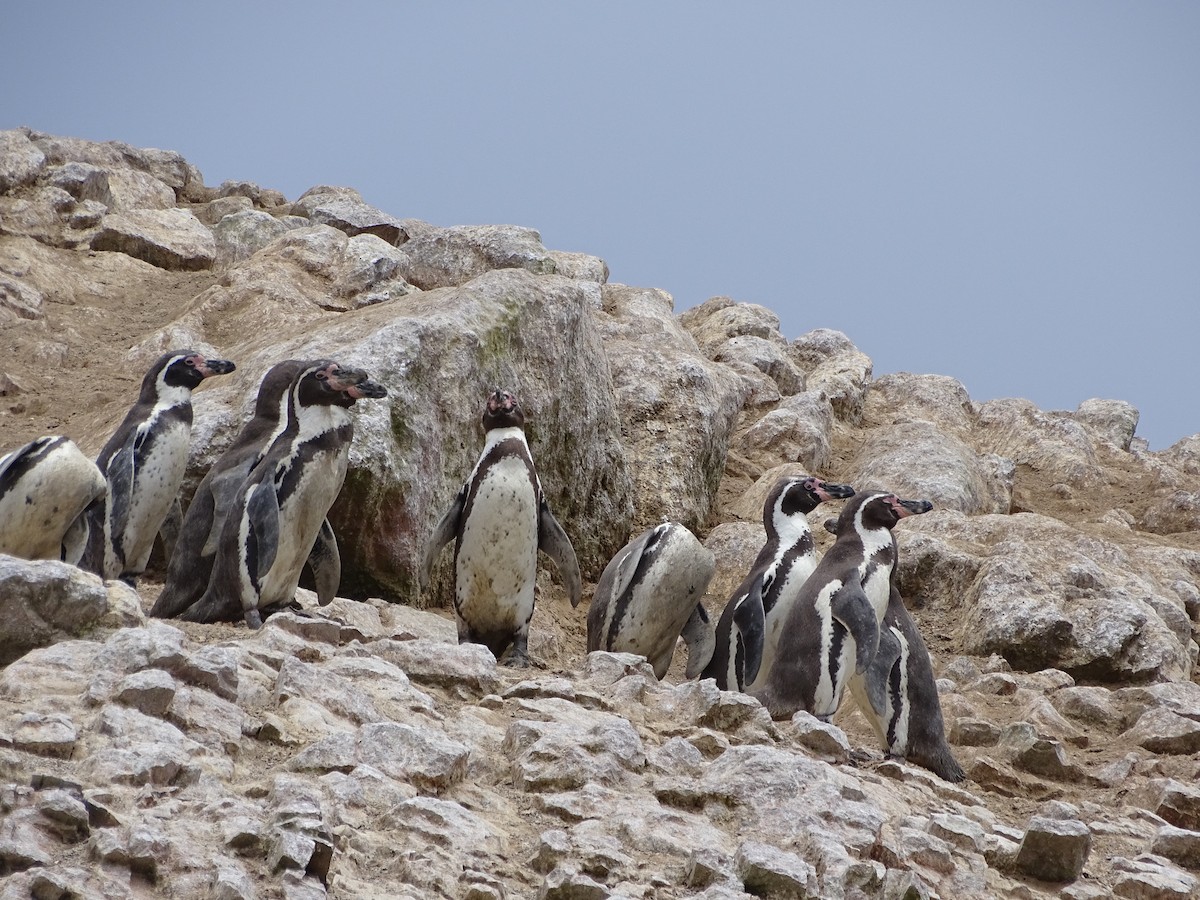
[244,608,264,630]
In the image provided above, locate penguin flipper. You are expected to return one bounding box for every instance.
[681,603,716,679]
[158,496,183,564]
[105,430,139,556]
[864,626,903,719]
[733,572,767,687]
[245,481,281,585]
[607,525,663,609]
[538,500,582,608]
[0,436,54,485]
[831,582,880,675]
[202,470,246,556]
[421,487,464,593]
[307,518,341,605]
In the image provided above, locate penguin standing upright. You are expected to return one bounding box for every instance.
[0,436,106,562]
[81,350,236,583]
[587,522,716,680]
[752,490,932,721]
[421,389,582,667]
[702,476,855,691]
[852,583,965,782]
[180,360,386,627]
[150,360,342,619]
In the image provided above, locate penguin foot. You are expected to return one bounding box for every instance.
[244,609,264,630]
[499,649,531,668]
[119,574,139,589]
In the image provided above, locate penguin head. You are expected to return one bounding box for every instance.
[482,389,525,430]
[254,360,312,420]
[153,350,237,394]
[296,361,387,408]
[839,490,934,534]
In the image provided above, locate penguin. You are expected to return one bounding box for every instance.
[752,490,932,722]
[702,476,855,692]
[421,389,582,667]
[179,360,386,627]
[851,583,965,782]
[587,522,716,680]
[0,436,106,562]
[150,360,343,620]
[80,350,236,583]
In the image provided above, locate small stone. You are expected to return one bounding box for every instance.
[115,668,178,717]
[1014,816,1091,882]
[735,840,818,897]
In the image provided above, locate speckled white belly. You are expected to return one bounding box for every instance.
[455,457,539,632]
[120,420,190,574]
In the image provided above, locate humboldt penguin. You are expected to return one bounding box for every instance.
[587,522,716,680]
[180,360,386,627]
[0,436,106,562]
[850,583,965,782]
[421,389,582,667]
[752,490,932,721]
[702,475,855,691]
[150,360,342,619]
[80,350,236,583]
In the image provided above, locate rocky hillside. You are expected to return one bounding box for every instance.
[1,127,1199,899]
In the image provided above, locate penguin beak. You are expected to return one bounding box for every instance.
[813,481,855,502]
[197,358,236,377]
[346,379,387,400]
[895,498,933,518]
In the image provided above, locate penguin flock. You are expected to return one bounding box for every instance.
[0,355,961,781]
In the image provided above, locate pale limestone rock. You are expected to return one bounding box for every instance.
[712,334,805,395]
[1075,398,1139,450]
[0,557,108,666]
[1110,854,1198,898]
[678,295,786,355]
[399,222,555,288]
[598,283,743,533]
[194,194,253,224]
[212,208,294,266]
[91,207,216,270]
[974,397,1103,487]
[735,840,818,897]
[546,249,609,283]
[1014,816,1092,882]
[0,273,45,321]
[864,372,977,436]
[291,185,408,245]
[789,328,873,424]
[735,391,834,472]
[850,420,1013,515]
[1124,707,1200,755]
[0,129,46,193]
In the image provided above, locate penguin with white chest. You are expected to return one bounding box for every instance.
[853,582,965,782]
[181,360,386,627]
[752,490,932,722]
[703,475,855,692]
[81,350,236,584]
[421,389,582,667]
[587,522,716,680]
[0,436,106,562]
[150,360,343,620]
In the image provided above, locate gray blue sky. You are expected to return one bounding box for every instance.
[5,2,1198,448]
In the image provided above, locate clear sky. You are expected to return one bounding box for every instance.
[4,2,1198,448]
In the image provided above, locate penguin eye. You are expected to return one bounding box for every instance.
[184,357,196,367]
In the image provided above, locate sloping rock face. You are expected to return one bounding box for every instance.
[2,130,1200,900]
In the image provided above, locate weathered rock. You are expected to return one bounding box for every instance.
[597,284,743,532]
[0,129,46,193]
[735,392,834,473]
[974,398,1103,488]
[0,273,45,321]
[1110,854,1198,899]
[91,207,216,270]
[1124,707,1200,755]
[1075,398,1139,451]
[1140,490,1200,536]
[291,185,409,245]
[398,222,556,288]
[0,557,109,666]
[712,335,805,395]
[863,372,978,437]
[788,329,872,424]
[212,208,296,266]
[735,840,819,897]
[1014,816,1091,882]
[679,296,786,356]
[850,420,1013,515]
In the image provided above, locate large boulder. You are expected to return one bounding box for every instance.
[900,511,1196,683]
[596,284,745,533]
[171,261,634,599]
[91,208,216,271]
[0,557,116,665]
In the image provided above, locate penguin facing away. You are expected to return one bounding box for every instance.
[421,389,582,667]
[0,436,106,562]
[752,490,932,722]
[702,475,855,692]
[150,360,343,620]
[81,350,236,583]
[180,360,386,627]
[587,521,716,680]
[851,583,965,782]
